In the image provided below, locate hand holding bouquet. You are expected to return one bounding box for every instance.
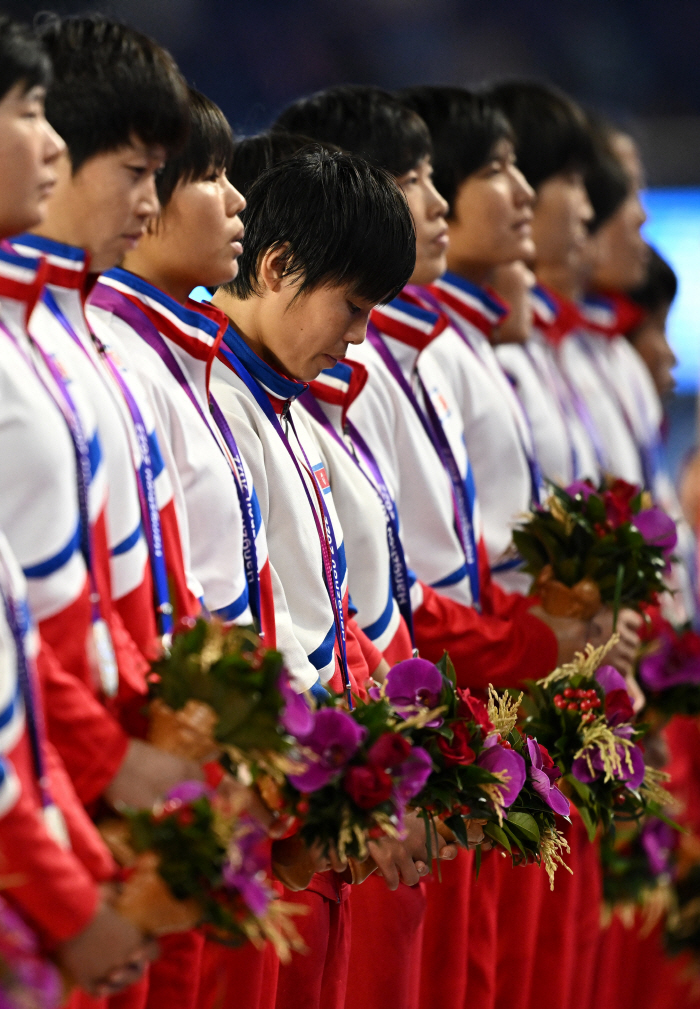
[373,657,572,886]
[100,780,306,961]
[523,640,675,841]
[513,479,676,619]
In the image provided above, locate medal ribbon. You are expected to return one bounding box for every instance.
[299,388,415,648]
[89,285,261,630]
[218,341,353,708]
[366,320,481,607]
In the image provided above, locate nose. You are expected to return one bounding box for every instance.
[347,312,370,346]
[511,165,535,207]
[138,173,161,219]
[224,175,246,218]
[43,118,65,164]
[427,177,449,220]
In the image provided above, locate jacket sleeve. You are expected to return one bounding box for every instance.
[413,579,558,690]
[0,731,100,946]
[37,643,129,806]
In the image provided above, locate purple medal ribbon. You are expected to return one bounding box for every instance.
[89,284,262,631]
[0,316,112,673]
[299,388,415,648]
[42,289,174,644]
[218,340,353,709]
[366,322,481,608]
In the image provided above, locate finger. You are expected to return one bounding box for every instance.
[414,860,429,876]
[395,851,421,887]
[438,844,459,860]
[368,842,400,890]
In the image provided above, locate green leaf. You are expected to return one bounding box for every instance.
[506,812,540,845]
[577,803,598,842]
[445,814,469,849]
[483,822,511,853]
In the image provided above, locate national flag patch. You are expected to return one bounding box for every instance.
[312,462,332,494]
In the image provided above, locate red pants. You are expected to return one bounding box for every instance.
[419,849,473,1009]
[345,874,426,1009]
[495,859,546,1009]
[270,880,350,1009]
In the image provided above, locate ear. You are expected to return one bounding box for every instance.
[258,244,291,293]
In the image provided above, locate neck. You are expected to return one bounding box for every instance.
[444,255,491,287]
[121,247,193,305]
[212,287,285,373]
[535,263,582,302]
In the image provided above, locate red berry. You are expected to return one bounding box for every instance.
[554,694,563,704]
[554,697,568,710]
[296,800,309,815]
[586,689,598,699]
[567,702,578,711]
[591,698,601,708]
[563,688,576,699]
[580,700,592,712]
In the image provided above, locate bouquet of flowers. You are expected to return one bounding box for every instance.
[273,692,434,866]
[522,640,675,842]
[513,479,676,619]
[601,817,677,930]
[100,780,305,961]
[148,618,289,762]
[372,657,572,887]
[638,620,700,718]
[0,898,61,1009]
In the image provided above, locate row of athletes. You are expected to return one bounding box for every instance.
[0,10,690,1009]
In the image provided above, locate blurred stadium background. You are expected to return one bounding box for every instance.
[6,0,700,471]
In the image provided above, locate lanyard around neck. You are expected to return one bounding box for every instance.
[218,342,353,708]
[299,388,415,649]
[90,284,262,633]
[366,321,481,608]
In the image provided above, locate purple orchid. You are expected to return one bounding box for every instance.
[278,672,315,738]
[476,737,526,807]
[288,708,367,792]
[223,816,272,918]
[394,746,434,804]
[632,508,678,558]
[640,817,676,878]
[566,480,595,501]
[572,724,645,790]
[370,658,444,726]
[526,737,570,816]
[165,780,214,804]
[595,664,628,696]
[639,635,700,692]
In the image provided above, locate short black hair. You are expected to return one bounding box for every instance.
[397,86,513,212]
[486,81,594,190]
[157,87,234,208]
[274,85,431,178]
[585,115,630,233]
[628,247,677,313]
[37,14,189,172]
[0,15,51,102]
[224,148,415,306]
[230,130,338,198]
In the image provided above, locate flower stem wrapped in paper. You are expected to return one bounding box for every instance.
[373,656,572,887]
[522,639,678,844]
[512,479,676,621]
[100,781,306,962]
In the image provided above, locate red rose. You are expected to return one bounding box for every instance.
[537,742,554,769]
[344,764,394,809]
[604,688,634,726]
[603,480,638,528]
[456,688,494,735]
[436,722,476,767]
[368,732,412,770]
